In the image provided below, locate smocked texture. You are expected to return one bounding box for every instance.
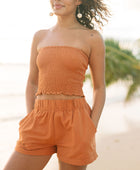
[35,46,89,97]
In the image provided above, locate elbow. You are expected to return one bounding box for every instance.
[94,85,106,99]
[27,75,38,87]
[94,85,106,91]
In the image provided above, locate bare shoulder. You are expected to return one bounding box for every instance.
[84,29,106,68]
[32,29,50,52]
[88,29,105,47]
[33,29,49,44]
[87,29,105,57]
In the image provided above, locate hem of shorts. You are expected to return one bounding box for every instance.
[14,147,57,156]
[57,154,98,166]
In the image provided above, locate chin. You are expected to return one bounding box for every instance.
[53,10,66,16]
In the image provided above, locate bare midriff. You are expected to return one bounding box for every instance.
[36,94,84,100]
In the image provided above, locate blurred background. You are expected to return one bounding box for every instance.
[0,0,140,169]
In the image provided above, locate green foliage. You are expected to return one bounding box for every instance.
[85,38,140,102]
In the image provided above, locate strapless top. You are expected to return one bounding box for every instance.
[35,46,89,97]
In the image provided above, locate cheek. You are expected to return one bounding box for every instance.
[63,0,76,6]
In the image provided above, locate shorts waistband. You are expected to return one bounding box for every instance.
[34,96,87,112]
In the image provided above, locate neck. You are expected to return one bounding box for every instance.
[55,13,80,30]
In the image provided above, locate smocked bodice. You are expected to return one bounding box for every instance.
[35,46,89,97]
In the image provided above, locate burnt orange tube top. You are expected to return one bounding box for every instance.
[35,46,89,97]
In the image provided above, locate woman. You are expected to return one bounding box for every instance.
[4,0,111,169]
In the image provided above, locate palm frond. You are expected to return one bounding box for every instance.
[85,38,140,102]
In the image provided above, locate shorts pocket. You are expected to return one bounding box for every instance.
[19,109,34,126]
[85,102,97,133]
[86,112,97,133]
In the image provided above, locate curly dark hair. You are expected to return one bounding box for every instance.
[75,0,112,30]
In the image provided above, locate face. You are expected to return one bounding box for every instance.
[50,0,82,16]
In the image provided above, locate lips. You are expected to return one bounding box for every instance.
[54,4,64,7]
[55,5,62,7]
[53,4,64,10]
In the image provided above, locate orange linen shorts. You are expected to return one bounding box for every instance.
[15,97,98,166]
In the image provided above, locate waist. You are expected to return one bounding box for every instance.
[36,94,84,100]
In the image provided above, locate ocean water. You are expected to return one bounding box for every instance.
[0,64,29,121]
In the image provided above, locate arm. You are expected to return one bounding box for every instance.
[88,30,106,129]
[25,30,41,114]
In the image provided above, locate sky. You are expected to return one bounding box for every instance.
[0,0,140,64]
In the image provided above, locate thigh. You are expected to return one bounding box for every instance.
[58,159,87,170]
[3,151,52,170]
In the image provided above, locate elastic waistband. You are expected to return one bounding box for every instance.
[34,96,87,112]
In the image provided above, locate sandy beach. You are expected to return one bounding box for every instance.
[0,64,140,170]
